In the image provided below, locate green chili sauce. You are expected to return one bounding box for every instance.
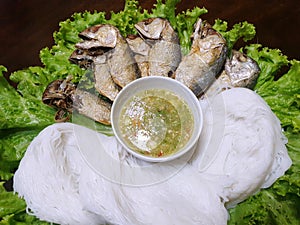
[119,89,194,157]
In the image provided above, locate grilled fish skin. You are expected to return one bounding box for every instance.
[106,39,140,88]
[174,19,228,97]
[70,24,141,100]
[202,70,232,98]
[204,50,260,97]
[42,78,77,122]
[135,18,181,77]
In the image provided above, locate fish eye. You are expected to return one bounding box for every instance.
[76,49,83,54]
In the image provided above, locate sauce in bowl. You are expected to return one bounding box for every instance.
[119,89,194,157]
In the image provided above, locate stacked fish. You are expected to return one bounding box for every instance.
[42,17,260,125]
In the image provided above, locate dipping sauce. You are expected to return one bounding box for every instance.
[119,89,194,157]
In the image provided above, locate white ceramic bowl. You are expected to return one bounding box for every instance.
[111,76,203,162]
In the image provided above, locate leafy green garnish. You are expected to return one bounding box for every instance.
[0,182,26,218]
[0,66,54,130]
[0,66,55,180]
[109,0,149,35]
[150,0,208,54]
[228,190,300,225]
[227,44,300,225]
[213,19,256,52]
[0,183,50,225]
[245,44,300,131]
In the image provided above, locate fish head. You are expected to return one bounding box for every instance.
[135,18,167,40]
[190,19,227,66]
[126,34,151,56]
[79,24,118,48]
[191,19,222,43]
[225,50,260,88]
[69,48,95,69]
[42,79,76,110]
[75,39,108,51]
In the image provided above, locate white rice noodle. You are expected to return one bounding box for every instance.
[13,125,105,225]
[192,88,292,208]
[79,154,228,225]
[13,87,292,224]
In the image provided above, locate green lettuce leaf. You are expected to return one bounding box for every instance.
[109,0,149,35]
[0,129,41,180]
[175,6,207,54]
[213,19,256,52]
[0,66,55,130]
[0,180,53,225]
[0,66,55,180]
[151,0,208,55]
[0,182,26,218]
[228,189,300,225]
[245,44,300,131]
[227,44,300,225]
[0,214,51,225]
[151,0,181,22]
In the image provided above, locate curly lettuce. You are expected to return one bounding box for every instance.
[213,19,256,52]
[227,44,300,225]
[0,183,50,225]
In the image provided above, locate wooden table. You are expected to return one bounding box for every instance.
[0,0,299,76]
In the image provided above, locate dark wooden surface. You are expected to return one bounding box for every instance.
[0,0,299,77]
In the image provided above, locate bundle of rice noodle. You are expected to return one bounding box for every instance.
[13,88,292,225]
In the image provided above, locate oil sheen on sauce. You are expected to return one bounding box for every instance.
[119,89,194,157]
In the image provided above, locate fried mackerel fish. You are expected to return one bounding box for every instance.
[132,17,182,77]
[70,24,140,101]
[43,17,260,126]
[204,49,260,97]
[44,24,143,124]
[70,48,120,102]
[42,79,111,125]
[126,34,151,77]
[174,19,228,97]
[77,24,140,88]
